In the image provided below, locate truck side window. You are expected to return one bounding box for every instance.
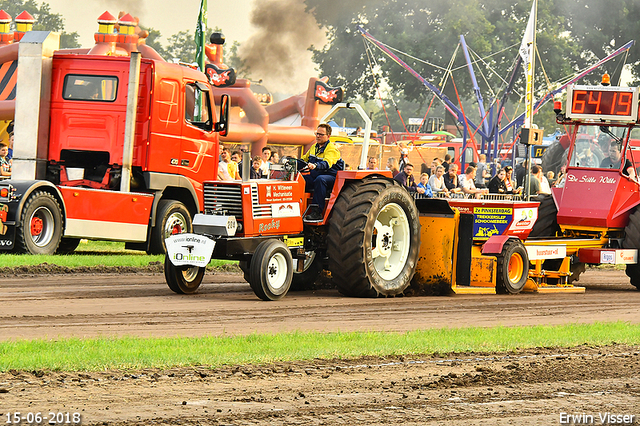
[185,83,211,129]
[63,75,118,102]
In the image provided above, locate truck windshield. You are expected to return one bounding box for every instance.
[63,74,118,102]
[569,124,619,169]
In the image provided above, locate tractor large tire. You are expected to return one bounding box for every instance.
[249,239,293,301]
[529,195,560,238]
[148,200,192,255]
[327,178,420,297]
[15,191,63,255]
[290,250,324,291]
[495,239,529,294]
[541,141,566,177]
[164,254,205,294]
[622,207,640,290]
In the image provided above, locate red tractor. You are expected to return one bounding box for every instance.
[164,103,422,300]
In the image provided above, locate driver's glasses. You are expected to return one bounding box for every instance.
[315,132,327,137]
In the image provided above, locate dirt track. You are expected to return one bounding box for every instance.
[0,268,639,425]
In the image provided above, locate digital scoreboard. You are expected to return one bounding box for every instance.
[566,85,639,122]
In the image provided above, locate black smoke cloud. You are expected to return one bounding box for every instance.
[239,0,326,93]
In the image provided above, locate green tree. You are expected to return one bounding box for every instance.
[559,0,640,86]
[0,0,80,48]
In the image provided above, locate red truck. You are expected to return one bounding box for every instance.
[0,30,228,254]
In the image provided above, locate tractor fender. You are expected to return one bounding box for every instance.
[323,170,395,218]
[481,235,519,255]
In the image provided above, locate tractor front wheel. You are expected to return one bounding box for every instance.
[249,240,293,301]
[327,178,420,297]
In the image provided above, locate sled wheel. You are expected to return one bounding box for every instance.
[327,178,420,297]
[164,254,205,294]
[148,200,192,254]
[15,191,63,255]
[290,250,324,291]
[496,239,529,294]
[249,240,293,301]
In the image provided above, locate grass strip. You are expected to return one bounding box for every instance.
[0,241,234,269]
[0,322,638,372]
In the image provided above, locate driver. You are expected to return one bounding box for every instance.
[600,141,636,179]
[302,124,343,221]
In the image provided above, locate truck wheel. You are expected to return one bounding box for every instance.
[249,240,293,301]
[164,254,205,294]
[56,238,81,254]
[148,200,192,255]
[529,195,560,238]
[327,179,420,297]
[15,191,63,255]
[496,239,529,294]
[622,207,640,290]
[290,250,323,291]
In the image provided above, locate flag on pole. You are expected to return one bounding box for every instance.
[195,0,208,72]
[520,0,536,128]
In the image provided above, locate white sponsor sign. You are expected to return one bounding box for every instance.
[165,233,215,267]
[526,245,566,261]
[600,249,637,264]
[271,202,300,218]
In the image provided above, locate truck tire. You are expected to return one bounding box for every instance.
[15,191,63,255]
[495,239,529,294]
[622,207,640,290]
[529,195,560,238]
[249,239,293,301]
[164,254,205,294]
[148,200,192,255]
[290,250,323,291]
[327,179,420,297]
[56,238,81,254]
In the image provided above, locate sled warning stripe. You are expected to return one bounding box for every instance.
[0,60,17,101]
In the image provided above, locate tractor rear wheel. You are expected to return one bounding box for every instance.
[540,141,566,177]
[249,240,293,301]
[327,178,420,297]
[496,239,529,294]
[164,254,205,294]
[529,195,560,238]
[148,200,192,255]
[622,207,640,290]
[15,191,63,255]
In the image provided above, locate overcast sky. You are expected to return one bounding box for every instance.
[45,0,256,47]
